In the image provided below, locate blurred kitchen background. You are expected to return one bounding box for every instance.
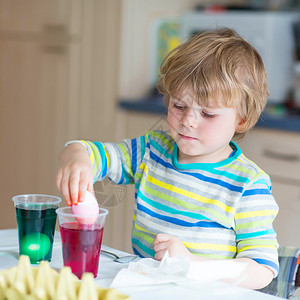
[1,0,300,253]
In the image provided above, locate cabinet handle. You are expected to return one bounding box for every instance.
[263,149,299,162]
[41,45,67,54]
[43,23,68,35]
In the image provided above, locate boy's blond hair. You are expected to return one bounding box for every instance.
[157,27,269,139]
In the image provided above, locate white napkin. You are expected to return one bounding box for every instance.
[110,251,248,288]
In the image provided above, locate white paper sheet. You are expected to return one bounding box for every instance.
[110,251,248,288]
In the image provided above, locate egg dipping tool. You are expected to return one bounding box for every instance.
[56,206,108,278]
[12,194,61,264]
[101,249,139,263]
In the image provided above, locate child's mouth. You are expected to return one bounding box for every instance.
[179,133,197,141]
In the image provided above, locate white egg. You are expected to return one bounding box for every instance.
[71,191,99,225]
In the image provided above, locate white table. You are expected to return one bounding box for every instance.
[0,229,282,300]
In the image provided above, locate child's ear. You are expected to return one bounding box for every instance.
[235,117,247,133]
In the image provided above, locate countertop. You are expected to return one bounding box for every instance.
[119,96,300,133]
[0,228,282,300]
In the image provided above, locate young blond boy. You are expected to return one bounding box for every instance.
[57,28,278,289]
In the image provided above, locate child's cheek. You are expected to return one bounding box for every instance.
[197,123,218,141]
[167,111,179,131]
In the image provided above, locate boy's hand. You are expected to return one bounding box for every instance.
[56,143,94,206]
[153,233,192,261]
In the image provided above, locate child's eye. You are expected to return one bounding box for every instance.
[201,111,216,118]
[173,103,186,110]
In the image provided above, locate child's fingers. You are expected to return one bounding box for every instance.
[153,241,167,252]
[56,170,72,205]
[56,170,63,192]
[78,169,94,202]
[154,249,166,261]
[60,172,72,206]
[78,190,86,203]
[87,179,95,197]
[88,180,94,193]
[78,175,88,203]
[69,171,81,205]
[154,233,172,245]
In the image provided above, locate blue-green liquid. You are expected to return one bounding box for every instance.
[16,207,57,264]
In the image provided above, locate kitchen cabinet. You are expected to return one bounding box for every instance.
[0,0,81,228]
[0,0,81,34]
[116,110,168,140]
[0,0,121,242]
[237,128,300,247]
[0,36,79,195]
[0,0,82,230]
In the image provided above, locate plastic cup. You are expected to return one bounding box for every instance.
[12,194,62,264]
[55,206,108,279]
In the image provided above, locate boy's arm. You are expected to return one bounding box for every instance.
[234,173,279,278]
[153,173,279,290]
[83,136,146,185]
[57,134,147,205]
[153,233,274,289]
[221,257,274,289]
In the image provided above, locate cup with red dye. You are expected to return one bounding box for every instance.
[55,206,108,279]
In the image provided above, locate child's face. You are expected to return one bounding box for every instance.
[167,89,243,164]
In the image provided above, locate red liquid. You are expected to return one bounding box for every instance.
[59,222,103,278]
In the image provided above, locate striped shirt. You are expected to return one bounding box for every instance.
[77,130,279,277]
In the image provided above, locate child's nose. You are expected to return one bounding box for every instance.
[180,108,199,128]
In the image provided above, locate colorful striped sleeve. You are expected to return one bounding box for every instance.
[234,172,279,277]
[64,140,103,181]
[76,135,147,184]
